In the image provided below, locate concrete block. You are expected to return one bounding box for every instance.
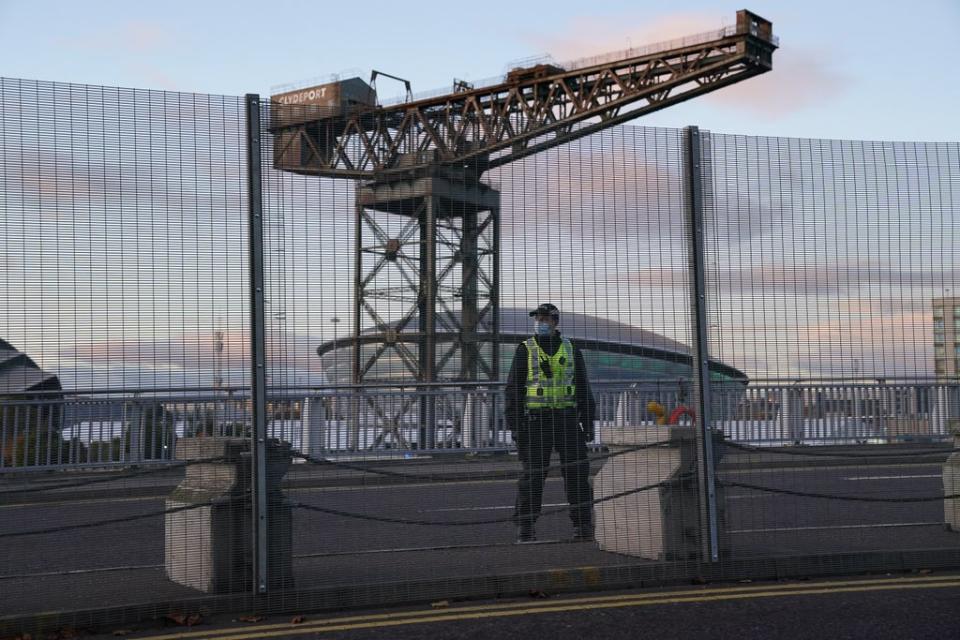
[943,444,960,531]
[594,424,726,561]
[164,437,293,593]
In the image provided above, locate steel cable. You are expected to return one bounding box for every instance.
[0,495,247,539]
[0,457,228,496]
[719,479,959,503]
[292,439,673,482]
[291,475,691,527]
[723,440,955,458]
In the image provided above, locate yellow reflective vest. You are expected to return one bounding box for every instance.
[525,336,577,409]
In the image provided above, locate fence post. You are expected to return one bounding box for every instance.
[684,125,720,563]
[245,93,269,594]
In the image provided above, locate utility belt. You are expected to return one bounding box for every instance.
[526,406,578,417]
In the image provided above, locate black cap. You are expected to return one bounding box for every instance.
[529,303,560,319]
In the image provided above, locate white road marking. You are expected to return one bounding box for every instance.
[295,539,569,559]
[729,521,940,534]
[844,475,941,481]
[423,503,567,512]
[0,564,162,581]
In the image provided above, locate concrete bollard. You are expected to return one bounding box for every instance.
[164,437,293,593]
[593,424,727,561]
[943,436,960,531]
[301,397,328,458]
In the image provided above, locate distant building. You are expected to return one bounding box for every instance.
[313,308,748,445]
[934,297,960,379]
[0,338,61,395]
[0,338,62,466]
[316,308,747,387]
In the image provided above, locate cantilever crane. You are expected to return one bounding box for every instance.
[270,10,776,446]
[273,11,775,178]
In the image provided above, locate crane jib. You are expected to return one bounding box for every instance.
[268,9,776,179]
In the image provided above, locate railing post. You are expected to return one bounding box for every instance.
[684,125,720,563]
[124,399,144,463]
[245,93,269,595]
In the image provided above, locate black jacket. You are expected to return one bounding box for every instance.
[504,331,597,432]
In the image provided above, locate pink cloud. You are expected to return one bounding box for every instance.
[528,12,724,63]
[797,311,931,344]
[60,330,328,374]
[704,47,847,118]
[55,20,173,56]
[792,310,933,377]
[128,64,179,90]
[120,21,169,53]
[526,11,846,119]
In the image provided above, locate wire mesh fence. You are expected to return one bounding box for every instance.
[702,133,960,568]
[0,78,258,628]
[1,76,959,635]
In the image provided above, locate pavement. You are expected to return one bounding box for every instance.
[2,442,960,636]
[0,441,950,504]
[13,572,960,639]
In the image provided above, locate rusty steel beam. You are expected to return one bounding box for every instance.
[270,10,776,179]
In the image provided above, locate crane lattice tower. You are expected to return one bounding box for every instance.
[269,10,777,412]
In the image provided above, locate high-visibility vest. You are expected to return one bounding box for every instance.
[525,336,577,409]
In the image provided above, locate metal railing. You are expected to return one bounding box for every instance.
[3,379,958,471]
[711,380,960,445]
[0,389,250,471]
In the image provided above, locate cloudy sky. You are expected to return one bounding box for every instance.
[0,1,958,388]
[1,0,958,141]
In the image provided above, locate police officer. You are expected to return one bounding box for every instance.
[506,303,597,543]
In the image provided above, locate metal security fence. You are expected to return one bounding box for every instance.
[702,134,960,382]
[699,132,960,571]
[0,78,258,630]
[1,72,959,637]
[0,388,254,470]
[4,380,959,471]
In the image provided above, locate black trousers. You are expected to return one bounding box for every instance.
[513,407,593,528]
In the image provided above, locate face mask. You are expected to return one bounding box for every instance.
[534,321,553,336]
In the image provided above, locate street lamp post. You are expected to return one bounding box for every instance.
[330,316,341,380]
[330,317,341,421]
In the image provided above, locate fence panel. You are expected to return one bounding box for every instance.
[2,73,960,635]
[257,105,709,607]
[0,78,255,627]
[703,132,960,574]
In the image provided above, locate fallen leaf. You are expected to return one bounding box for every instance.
[291,616,306,624]
[165,612,203,627]
[430,600,450,609]
[239,615,264,623]
[165,612,187,626]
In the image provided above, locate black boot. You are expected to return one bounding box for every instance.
[516,522,536,543]
[573,522,594,541]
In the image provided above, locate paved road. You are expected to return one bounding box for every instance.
[1,463,952,566]
[2,461,960,618]
[78,573,960,639]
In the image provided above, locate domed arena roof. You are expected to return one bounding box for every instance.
[316,308,745,381]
